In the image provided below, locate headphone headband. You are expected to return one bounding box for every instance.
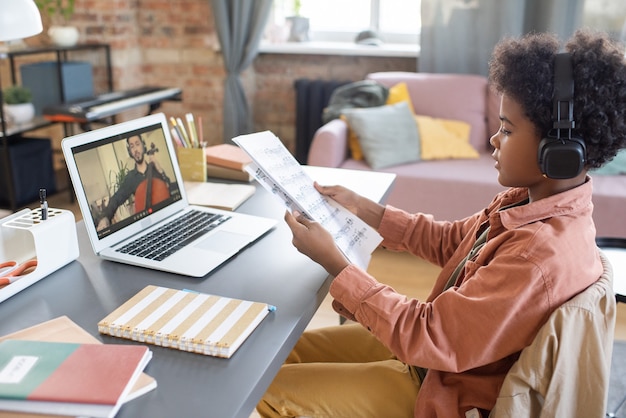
[552,53,575,138]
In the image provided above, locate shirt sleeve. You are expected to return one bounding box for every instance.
[329,249,551,374]
[377,205,481,268]
[101,170,142,221]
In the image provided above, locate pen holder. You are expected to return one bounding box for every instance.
[0,208,79,303]
[176,146,207,182]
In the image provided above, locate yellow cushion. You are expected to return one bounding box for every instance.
[416,115,479,160]
[341,114,364,160]
[386,82,415,114]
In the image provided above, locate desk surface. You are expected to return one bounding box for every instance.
[0,166,394,418]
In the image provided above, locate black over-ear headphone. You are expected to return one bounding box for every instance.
[537,52,586,179]
[127,134,146,158]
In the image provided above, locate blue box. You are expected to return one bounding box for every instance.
[20,61,94,115]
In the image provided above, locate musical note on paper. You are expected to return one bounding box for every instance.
[234,131,382,270]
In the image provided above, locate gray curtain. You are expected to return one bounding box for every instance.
[211,0,272,143]
[419,0,585,76]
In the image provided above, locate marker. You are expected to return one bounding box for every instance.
[39,188,48,220]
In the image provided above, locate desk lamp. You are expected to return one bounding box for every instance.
[0,0,43,42]
[0,0,43,210]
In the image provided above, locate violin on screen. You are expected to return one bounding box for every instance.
[134,142,170,212]
[146,143,159,156]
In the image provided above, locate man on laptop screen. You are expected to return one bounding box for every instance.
[73,124,180,238]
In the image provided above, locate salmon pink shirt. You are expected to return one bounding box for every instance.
[330,178,601,418]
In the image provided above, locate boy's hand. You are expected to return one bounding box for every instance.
[284,210,350,277]
[313,182,360,215]
[314,182,386,230]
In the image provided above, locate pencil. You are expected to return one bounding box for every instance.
[197,115,204,145]
[176,117,191,148]
[170,127,184,148]
[170,117,189,147]
[185,113,199,148]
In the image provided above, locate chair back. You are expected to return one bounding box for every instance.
[489,250,616,418]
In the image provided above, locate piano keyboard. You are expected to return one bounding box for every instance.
[43,86,182,123]
[85,87,182,119]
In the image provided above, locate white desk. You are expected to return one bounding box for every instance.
[304,165,396,203]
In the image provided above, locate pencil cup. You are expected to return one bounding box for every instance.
[0,208,79,303]
[176,147,207,182]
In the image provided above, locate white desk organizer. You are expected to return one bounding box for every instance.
[0,208,79,303]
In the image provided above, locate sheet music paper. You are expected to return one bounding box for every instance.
[233,131,382,269]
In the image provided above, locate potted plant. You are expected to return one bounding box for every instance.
[2,86,35,124]
[287,0,309,42]
[35,0,79,47]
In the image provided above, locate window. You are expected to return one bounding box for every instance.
[267,0,420,45]
[582,0,626,41]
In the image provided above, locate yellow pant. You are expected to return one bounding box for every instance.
[257,323,420,418]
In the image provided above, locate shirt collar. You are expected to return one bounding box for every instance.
[494,176,594,231]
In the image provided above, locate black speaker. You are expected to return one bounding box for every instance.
[0,137,57,207]
[537,53,586,179]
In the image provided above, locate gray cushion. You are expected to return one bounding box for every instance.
[342,101,420,169]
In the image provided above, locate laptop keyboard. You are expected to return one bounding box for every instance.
[116,210,231,261]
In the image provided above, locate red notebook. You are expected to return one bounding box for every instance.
[0,340,151,418]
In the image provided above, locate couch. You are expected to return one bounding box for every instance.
[307,71,626,239]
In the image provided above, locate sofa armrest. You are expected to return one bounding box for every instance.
[307,119,350,168]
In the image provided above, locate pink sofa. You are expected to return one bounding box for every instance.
[307,71,626,239]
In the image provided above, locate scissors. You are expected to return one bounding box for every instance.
[0,259,38,286]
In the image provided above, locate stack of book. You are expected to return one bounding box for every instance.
[204,143,254,182]
[0,316,155,418]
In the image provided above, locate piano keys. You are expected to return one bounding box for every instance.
[43,86,182,123]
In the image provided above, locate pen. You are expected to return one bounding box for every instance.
[39,188,48,220]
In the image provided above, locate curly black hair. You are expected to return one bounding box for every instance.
[488,29,626,169]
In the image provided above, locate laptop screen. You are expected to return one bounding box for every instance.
[70,122,183,239]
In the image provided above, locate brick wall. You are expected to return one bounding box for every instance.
[11,0,416,160]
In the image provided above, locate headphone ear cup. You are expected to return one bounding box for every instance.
[538,133,586,179]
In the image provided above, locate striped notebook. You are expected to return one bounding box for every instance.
[98,285,273,358]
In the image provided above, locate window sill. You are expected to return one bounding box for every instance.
[258,41,419,58]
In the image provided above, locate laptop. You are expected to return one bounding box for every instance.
[61,112,276,277]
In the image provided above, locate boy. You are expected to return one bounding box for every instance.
[258,29,626,417]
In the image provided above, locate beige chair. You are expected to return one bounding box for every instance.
[490,250,616,418]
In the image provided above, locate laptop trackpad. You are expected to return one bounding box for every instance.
[195,230,250,254]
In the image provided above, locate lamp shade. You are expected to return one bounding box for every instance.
[0,0,43,42]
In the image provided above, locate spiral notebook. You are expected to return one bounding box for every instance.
[98,285,273,358]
